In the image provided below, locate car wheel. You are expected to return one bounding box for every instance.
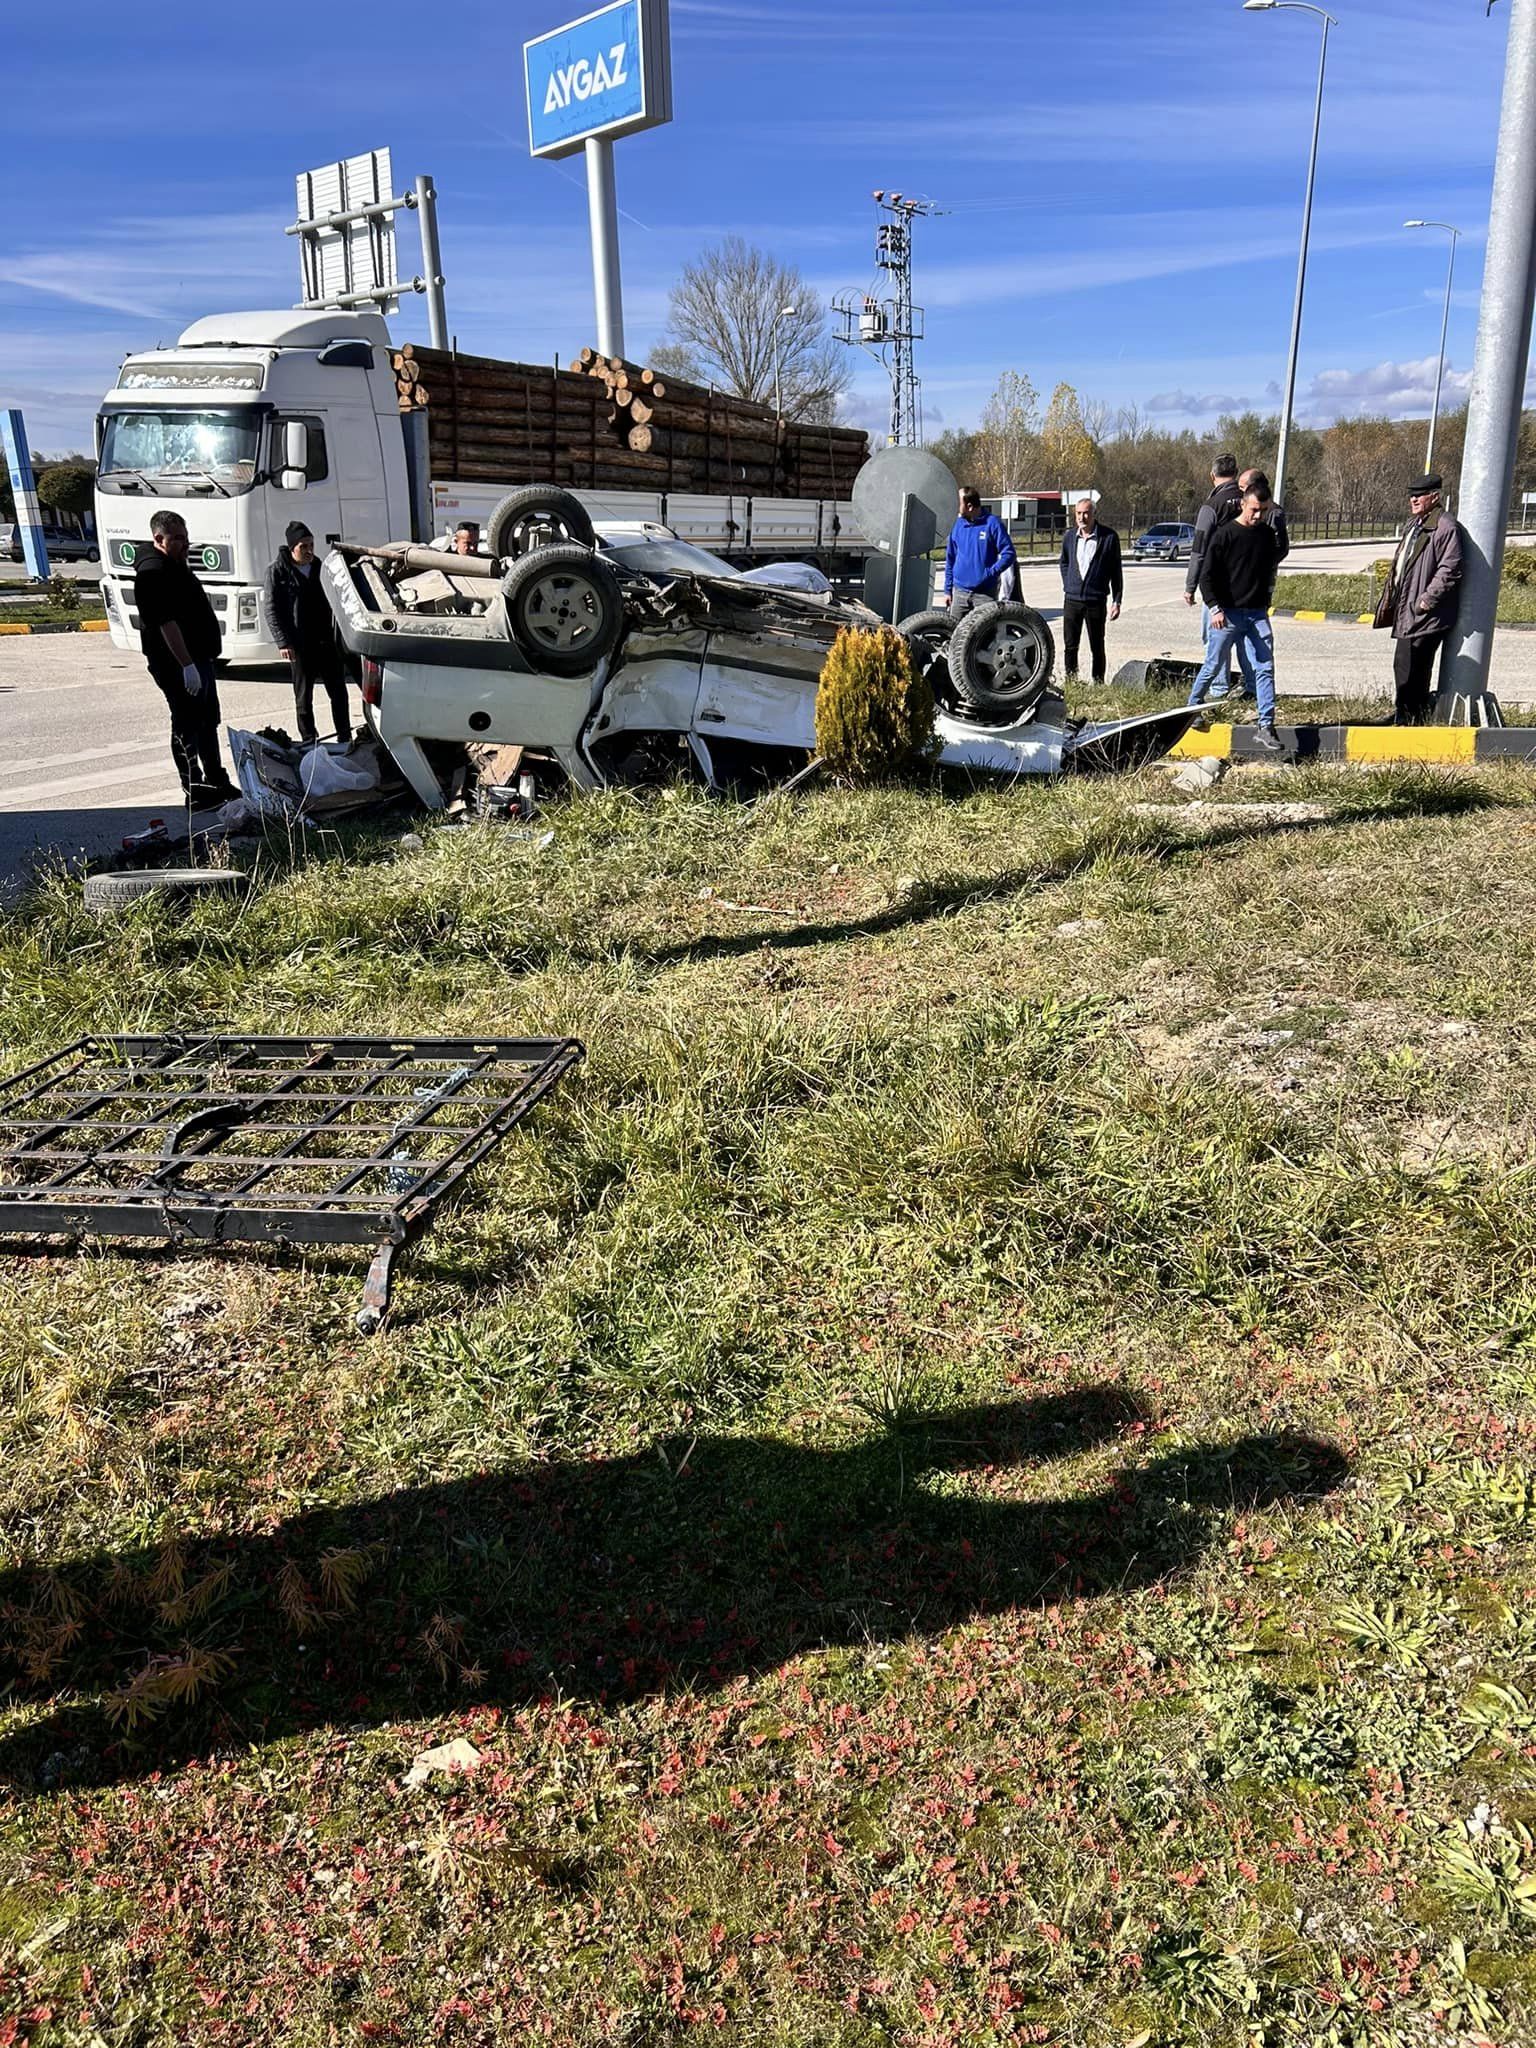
[86,546,100,563]
[501,543,623,677]
[487,486,597,562]
[894,608,955,697]
[946,602,1055,724]
[84,869,249,917]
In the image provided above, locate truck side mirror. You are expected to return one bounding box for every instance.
[280,421,309,489]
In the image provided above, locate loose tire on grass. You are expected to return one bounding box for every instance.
[894,608,956,698]
[946,602,1055,724]
[487,486,596,562]
[83,869,248,917]
[501,544,624,677]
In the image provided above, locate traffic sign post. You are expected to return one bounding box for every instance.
[524,0,672,360]
[1,411,50,583]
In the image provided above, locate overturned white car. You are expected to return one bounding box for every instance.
[322,487,1201,807]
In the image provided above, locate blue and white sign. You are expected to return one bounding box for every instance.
[525,0,671,160]
[1,411,50,583]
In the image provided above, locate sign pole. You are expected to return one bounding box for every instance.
[585,136,626,359]
[1443,0,1536,717]
[414,174,450,352]
[1,411,50,584]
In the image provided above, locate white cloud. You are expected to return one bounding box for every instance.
[1301,355,1472,420]
[1145,390,1251,419]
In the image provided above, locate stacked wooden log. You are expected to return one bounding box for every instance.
[390,343,868,500]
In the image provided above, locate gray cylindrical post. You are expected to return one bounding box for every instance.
[585,136,625,359]
[1274,10,1331,507]
[1445,0,1536,708]
[414,175,449,353]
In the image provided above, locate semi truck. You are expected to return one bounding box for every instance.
[94,311,869,667]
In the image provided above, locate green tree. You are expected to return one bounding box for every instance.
[35,461,96,523]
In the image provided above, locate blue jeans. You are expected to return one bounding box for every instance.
[1189,609,1275,722]
[1201,601,1237,699]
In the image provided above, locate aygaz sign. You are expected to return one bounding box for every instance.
[524,0,672,160]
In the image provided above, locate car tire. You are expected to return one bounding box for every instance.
[501,544,624,678]
[946,602,1055,724]
[83,869,249,917]
[894,608,955,696]
[487,486,597,562]
[86,547,100,563]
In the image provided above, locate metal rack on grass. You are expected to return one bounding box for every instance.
[0,1034,583,1330]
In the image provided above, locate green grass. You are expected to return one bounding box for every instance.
[1275,567,1536,625]
[3,767,1536,2043]
[0,601,106,628]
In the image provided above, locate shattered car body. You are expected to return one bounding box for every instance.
[323,510,1201,808]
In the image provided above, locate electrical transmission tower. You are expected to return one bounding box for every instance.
[833,191,940,447]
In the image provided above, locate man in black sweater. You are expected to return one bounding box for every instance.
[132,508,239,809]
[1057,496,1124,683]
[266,521,352,745]
[1190,473,1290,752]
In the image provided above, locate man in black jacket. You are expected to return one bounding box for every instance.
[132,508,238,809]
[1191,473,1289,753]
[1185,453,1243,697]
[1057,497,1123,682]
[266,521,352,745]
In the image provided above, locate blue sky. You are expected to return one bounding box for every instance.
[1,0,1516,454]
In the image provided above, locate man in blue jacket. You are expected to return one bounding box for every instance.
[1058,496,1124,683]
[942,486,1017,617]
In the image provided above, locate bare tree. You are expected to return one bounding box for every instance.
[969,370,1040,493]
[660,238,851,423]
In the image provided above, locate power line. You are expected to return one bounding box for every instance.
[832,191,944,446]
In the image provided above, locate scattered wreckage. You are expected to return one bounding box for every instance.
[322,486,1202,807]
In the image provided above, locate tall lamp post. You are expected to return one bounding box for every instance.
[1403,220,1462,475]
[773,304,799,419]
[1243,0,1338,507]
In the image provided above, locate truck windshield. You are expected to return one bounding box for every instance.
[98,410,261,495]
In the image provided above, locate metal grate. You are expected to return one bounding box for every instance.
[0,1035,583,1330]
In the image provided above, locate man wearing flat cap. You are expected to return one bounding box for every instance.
[1384,474,1464,724]
[265,521,353,745]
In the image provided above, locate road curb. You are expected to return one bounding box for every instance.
[1171,722,1536,765]
[1270,607,1536,632]
[0,619,110,637]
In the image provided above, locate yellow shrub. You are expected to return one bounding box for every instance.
[813,625,936,785]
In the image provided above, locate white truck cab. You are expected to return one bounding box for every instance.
[95,310,409,667]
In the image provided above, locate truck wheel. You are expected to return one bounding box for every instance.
[501,544,623,677]
[946,602,1055,724]
[487,487,596,562]
[894,608,956,697]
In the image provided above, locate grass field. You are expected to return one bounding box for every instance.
[3,765,1536,2045]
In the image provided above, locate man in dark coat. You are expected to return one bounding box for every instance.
[1058,496,1124,683]
[266,521,352,744]
[1387,474,1465,724]
[132,508,238,809]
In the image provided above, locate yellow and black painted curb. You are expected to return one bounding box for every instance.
[1271,607,1536,632]
[0,618,110,636]
[1171,722,1536,766]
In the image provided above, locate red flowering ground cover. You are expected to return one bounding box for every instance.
[1,767,1534,2044]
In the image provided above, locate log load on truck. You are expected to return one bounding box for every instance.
[93,311,873,668]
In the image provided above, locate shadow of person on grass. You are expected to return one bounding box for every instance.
[0,1387,1346,1790]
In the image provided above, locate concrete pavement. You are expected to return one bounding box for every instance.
[0,636,295,882]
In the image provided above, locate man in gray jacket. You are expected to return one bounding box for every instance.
[1388,474,1464,723]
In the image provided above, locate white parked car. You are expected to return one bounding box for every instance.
[323,487,1200,806]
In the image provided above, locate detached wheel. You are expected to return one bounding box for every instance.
[946,602,1055,724]
[501,544,623,677]
[895,608,955,696]
[84,869,248,917]
[487,486,596,562]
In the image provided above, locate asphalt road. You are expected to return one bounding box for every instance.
[0,636,295,883]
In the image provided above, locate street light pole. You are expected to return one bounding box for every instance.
[1404,221,1461,475]
[1243,0,1338,507]
[773,304,798,419]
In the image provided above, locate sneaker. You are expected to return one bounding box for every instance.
[1254,723,1284,755]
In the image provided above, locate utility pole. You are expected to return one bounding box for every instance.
[1443,0,1536,717]
[833,192,940,446]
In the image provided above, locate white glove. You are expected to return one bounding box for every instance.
[181,663,204,696]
